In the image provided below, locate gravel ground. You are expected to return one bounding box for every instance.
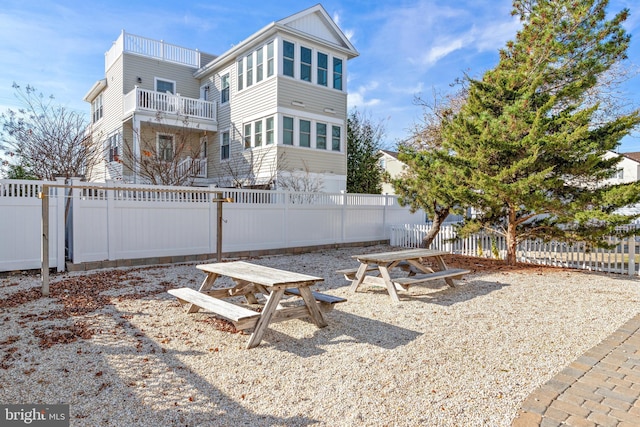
[1,244,639,426]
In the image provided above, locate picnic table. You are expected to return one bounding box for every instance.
[337,248,470,303]
[168,261,345,348]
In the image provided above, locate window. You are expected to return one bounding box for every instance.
[237,59,243,91]
[317,52,328,86]
[333,58,343,90]
[255,120,263,147]
[107,132,121,162]
[266,117,274,145]
[283,116,294,145]
[156,79,175,94]
[157,134,174,161]
[221,74,229,103]
[244,123,252,149]
[256,47,264,83]
[300,46,312,82]
[299,120,311,147]
[283,40,294,77]
[316,123,327,149]
[92,94,103,123]
[616,168,624,179]
[332,126,341,151]
[220,132,230,160]
[267,41,274,77]
[246,53,253,87]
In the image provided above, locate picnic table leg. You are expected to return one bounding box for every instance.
[435,256,456,288]
[297,286,328,327]
[189,273,219,313]
[246,288,285,349]
[349,262,369,292]
[378,265,401,303]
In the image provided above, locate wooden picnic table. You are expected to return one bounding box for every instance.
[338,248,470,303]
[168,261,345,348]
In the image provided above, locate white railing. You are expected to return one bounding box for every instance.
[390,223,640,276]
[123,87,216,121]
[105,30,200,71]
[176,157,207,178]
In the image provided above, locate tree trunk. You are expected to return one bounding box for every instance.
[506,206,517,266]
[421,207,449,248]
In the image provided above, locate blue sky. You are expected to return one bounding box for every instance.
[1,0,639,151]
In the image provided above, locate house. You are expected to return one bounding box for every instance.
[378,150,407,195]
[603,151,640,185]
[83,4,358,191]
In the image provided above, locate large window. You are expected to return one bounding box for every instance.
[299,120,311,147]
[333,58,343,90]
[316,123,327,149]
[267,41,274,77]
[246,53,253,87]
[220,131,230,160]
[256,47,264,83]
[244,123,252,149]
[156,79,175,94]
[237,59,243,91]
[283,40,295,78]
[255,120,263,147]
[266,117,274,145]
[283,116,294,145]
[332,126,341,151]
[157,134,174,161]
[317,52,328,87]
[92,94,103,123]
[300,46,312,82]
[221,74,229,103]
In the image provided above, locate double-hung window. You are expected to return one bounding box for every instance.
[299,120,311,147]
[333,58,343,90]
[256,47,264,83]
[156,79,175,94]
[220,132,230,160]
[317,53,328,87]
[246,53,253,87]
[316,123,327,149]
[92,94,103,123]
[266,117,274,145]
[267,41,274,77]
[283,117,294,145]
[237,59,244,91]
[255,120,263,147]
[107,132,120,162]
[158,134,174,161]
[300,46,312,82]
[283,41,295,78]
[332,126,341,151]
[244,123,252,149]
[221,74,229,103]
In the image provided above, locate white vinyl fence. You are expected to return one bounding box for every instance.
[390,223,639,276]
[0,179,426,272]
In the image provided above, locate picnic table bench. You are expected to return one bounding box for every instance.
[168,261,346,348]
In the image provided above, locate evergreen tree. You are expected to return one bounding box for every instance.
[347,108,385,194]
[440,0,640,265]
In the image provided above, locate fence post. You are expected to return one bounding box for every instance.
[40,184,49,297]
[106,181,116,261]
[55,177,66,272]
[341,190,347,243]
[628,236,636,276]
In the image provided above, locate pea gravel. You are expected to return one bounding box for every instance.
[1,244,639,426]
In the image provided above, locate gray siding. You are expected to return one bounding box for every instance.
[122,54,201,98]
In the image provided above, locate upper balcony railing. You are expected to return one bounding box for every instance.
[105,30,201,71]
[124,87,216,122]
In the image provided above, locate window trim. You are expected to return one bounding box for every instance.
[244,123,252,149]
[267,41,274,77]
[92,93,103,123]
[266,117,274,145]
[316,122,327,150]
[299,119,311,147]
[333,58,343,91]
[220,74,230,104]
[283,40,295,78]
[154,77,176,94]
[331,125,341,151]
[283,116,294,145]
[237,58,244,91]
[300,46,312,82]
[157,133,175,162]
[317,52,328,87]
[220,131,230,161]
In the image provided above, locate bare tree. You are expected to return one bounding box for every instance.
[277,160,324,192]
[0,83,103,180]
[117,112,205,186]
[218,144,281,189]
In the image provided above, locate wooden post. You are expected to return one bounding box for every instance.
[40,185,50,297]
[216,192,223,262]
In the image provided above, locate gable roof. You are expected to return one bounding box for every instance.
[622,152,640,164]
[195,4,358,78]
[379,150,399,160]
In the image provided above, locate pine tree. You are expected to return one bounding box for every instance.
[440,0,640,265]
[347,108,385,194]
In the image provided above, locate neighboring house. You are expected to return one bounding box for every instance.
[602,151,640,185]
[84,4,358,191]
[378,150,407,195]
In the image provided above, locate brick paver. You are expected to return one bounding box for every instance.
[512,314,640,426]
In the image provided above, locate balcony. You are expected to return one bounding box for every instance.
[123,87,217,131]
